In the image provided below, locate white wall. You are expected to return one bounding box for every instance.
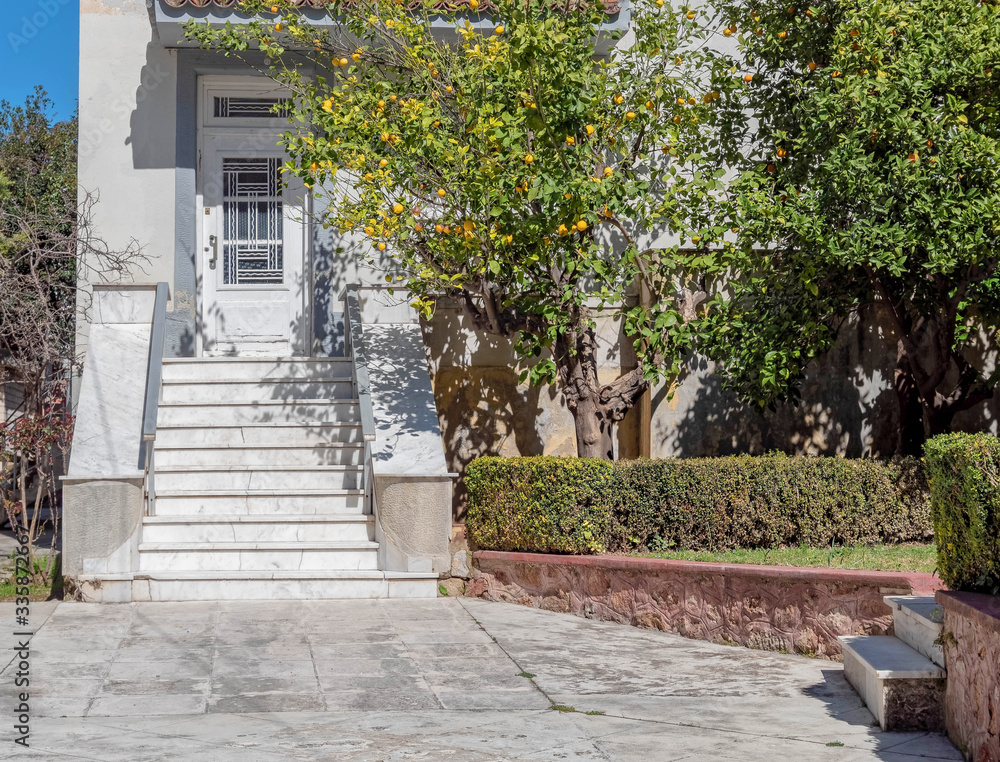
[77,0,177,366]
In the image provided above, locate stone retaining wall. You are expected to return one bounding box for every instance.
[937,591,1000,762]
[467,551,940,659]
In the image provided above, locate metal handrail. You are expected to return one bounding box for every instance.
[140,282,169,516]
[343,284,377,518]
[343,284,377,444]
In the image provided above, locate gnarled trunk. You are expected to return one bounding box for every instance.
[571,392,616,459]
[556,322,650,460]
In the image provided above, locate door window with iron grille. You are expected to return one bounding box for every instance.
[222,157,284,285]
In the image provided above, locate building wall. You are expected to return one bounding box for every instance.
[77,0,177,378]
[76,3,1000,525]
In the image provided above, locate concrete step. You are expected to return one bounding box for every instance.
[152,489,367,516]
[126,571,438,601]
[154,423,364,447]
[840,635,946,732]
[154,465,363,492]
[137,541,379,572]
[160,378,355,403]
[157,400,360,426]
[154,443,365,467]
[161,357,353,382]
[141,515,375,544]
[884,595,945,668]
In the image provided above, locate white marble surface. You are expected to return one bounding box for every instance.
[839,636,944,679]
[884,596,946,667]
[92,284,158,325]
[138,544,379,572]
[154,465,362,492]
[152,491,366,516]
[364,322,450,477]
[141,516,374,544]
[67,323,152,478]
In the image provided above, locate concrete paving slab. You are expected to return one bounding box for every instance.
[0,597,962,760]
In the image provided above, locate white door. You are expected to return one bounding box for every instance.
[199,135,309,357]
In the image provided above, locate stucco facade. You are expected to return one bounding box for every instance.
[77,0,1000,531]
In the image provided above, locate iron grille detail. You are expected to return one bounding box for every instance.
[222,157,284,285]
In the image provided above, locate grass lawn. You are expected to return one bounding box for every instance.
[0,553,63,602]
[632,543,938,573]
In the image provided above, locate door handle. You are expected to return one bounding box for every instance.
[207,235,218,270]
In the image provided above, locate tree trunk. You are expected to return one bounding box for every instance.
[894,355,926,457]
[571,392,616,459]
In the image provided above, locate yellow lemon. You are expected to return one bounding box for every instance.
[604,167,613,177]
[393,203,404,214]
[524,153,534,164]
[380,158,388,167]
[558,224,569,235]
[377,242,387,251]
[470,0,479,8]
[437,188,447,197]
[586,125,595,136]
[274,23,284,31]
[576,220,587,232]
[626,111,636,120]
[494,25,504,34]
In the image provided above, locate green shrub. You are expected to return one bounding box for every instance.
[924,433,1000,594]
[465,457,614,553]
[465,455,932,555]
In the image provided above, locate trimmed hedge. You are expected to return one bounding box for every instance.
[924,433,1000,594]
[466,455,932,555]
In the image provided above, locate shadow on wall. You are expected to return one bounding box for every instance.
[125,43,177,171]
[422,304,549,522]
[658,309,902,458]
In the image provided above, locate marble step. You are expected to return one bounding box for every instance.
[157,399,360,426]
[884,596,945,668]
[154,422,364,447]
[161,357,353,382]
[137,541,380,572]
[155,465,364,492]
[142,515,375,544]
[128,571,438,601]
[152,489,367,516]
[840,635,946,732]
[154,443,365,467]
[160,378,355,403]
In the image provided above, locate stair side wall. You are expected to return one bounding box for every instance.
[938,591,1000,762]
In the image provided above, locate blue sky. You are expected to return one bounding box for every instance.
[2,0,79,122]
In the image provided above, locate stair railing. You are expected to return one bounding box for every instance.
[140,282,169,517]
[343,284,377,516]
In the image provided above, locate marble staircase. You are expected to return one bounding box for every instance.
[134,357,437,600]
[840,596,946,732]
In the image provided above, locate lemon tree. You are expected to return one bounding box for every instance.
[187,0,742,458]
[702,0,1000,454]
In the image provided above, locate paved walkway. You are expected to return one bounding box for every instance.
[0,598,960,760]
